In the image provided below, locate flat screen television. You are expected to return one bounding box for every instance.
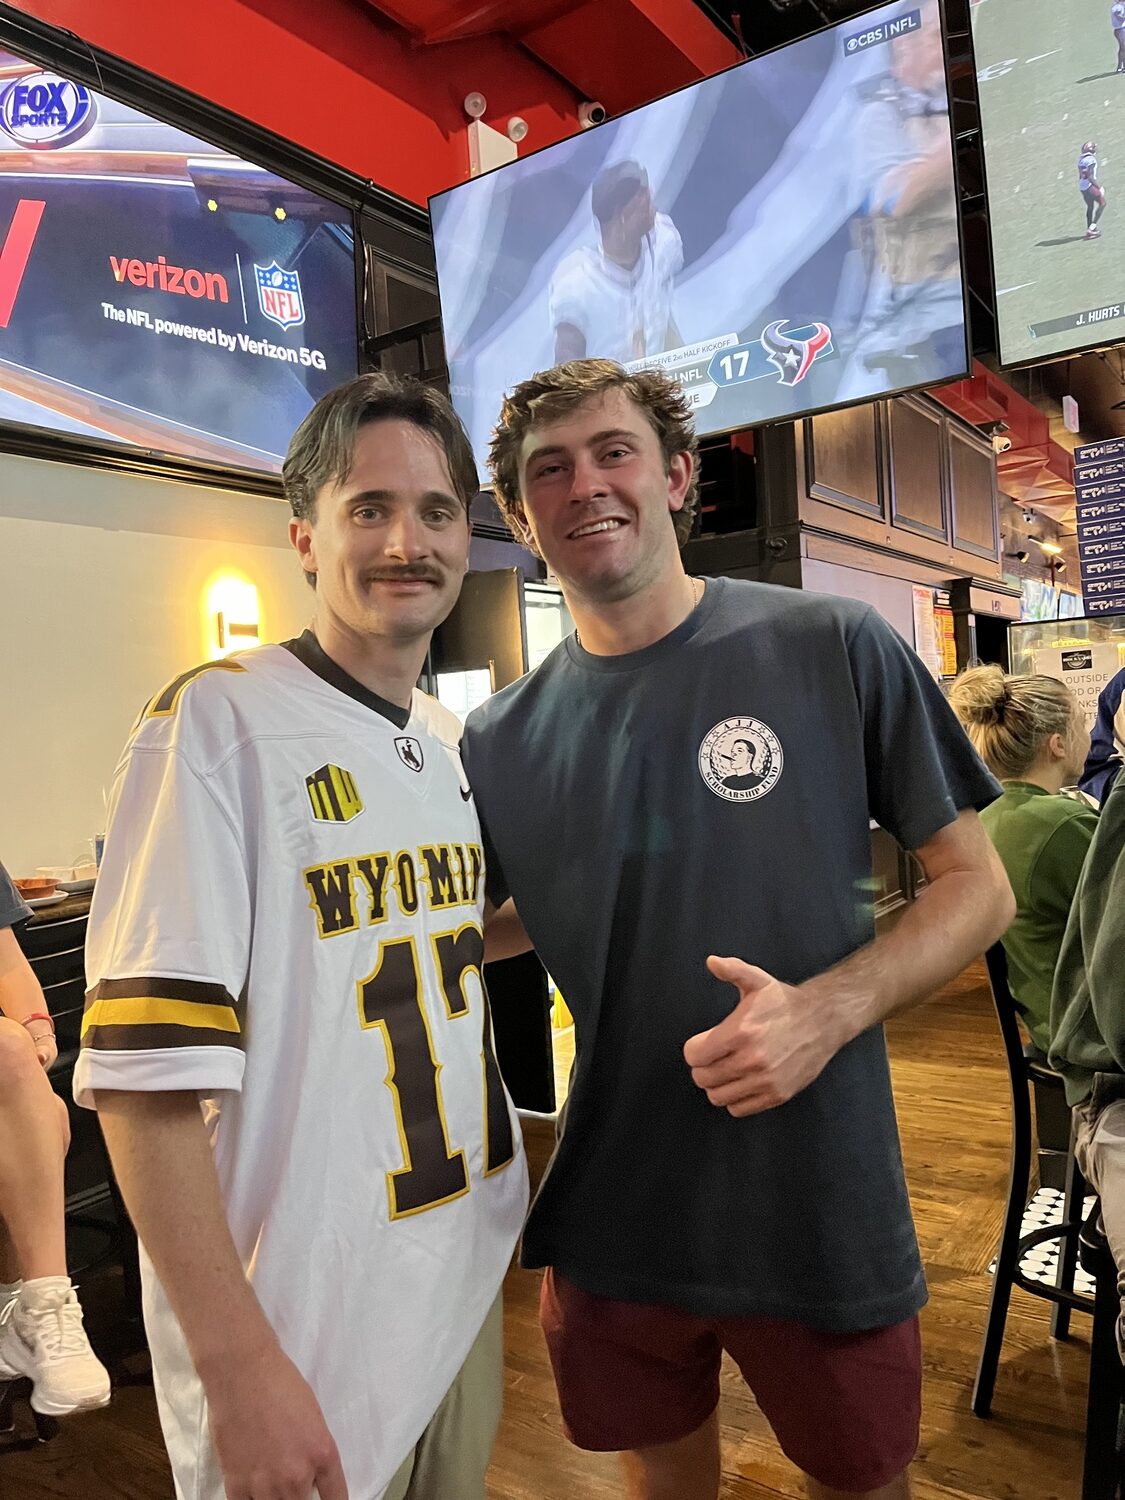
[430,0,968,474]
[0,48,358,475]
[972,0,1125,366]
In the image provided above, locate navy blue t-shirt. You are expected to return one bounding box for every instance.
[462,578,999,1331]
[0,862,31,931]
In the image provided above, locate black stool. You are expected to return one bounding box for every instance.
[973,943,1093,1417]
[1078,1214,1125,1500]
[974,945,1123,1500]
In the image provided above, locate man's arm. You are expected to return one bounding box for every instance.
[483,898,534,964]
[554,323,587,362]
[684,808,1015,1116]
[97,1091,347,1500]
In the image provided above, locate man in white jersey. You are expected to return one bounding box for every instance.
[549,160,683,365]
[75,373,528,1500]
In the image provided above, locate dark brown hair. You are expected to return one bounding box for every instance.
[488,359,700,547]
[283,372,479,524]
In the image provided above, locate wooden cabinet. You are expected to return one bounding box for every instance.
[887,398,947,542]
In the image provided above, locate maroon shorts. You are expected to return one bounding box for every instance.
[540,1269,921,1494]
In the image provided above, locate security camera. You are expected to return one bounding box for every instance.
[464,92,487,120]
[992,432,1012,454]
[578,101,607,130]
[506,116,529,144]
[1021,507,1035,524]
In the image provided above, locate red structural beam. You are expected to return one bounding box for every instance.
[369,0,740,113]
[17,0,735,204]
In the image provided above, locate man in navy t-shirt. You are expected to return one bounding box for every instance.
[464,359,1014,1500]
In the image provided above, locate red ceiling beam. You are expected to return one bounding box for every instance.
[367,0,740,113]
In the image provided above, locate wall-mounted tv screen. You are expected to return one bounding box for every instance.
[972,0,1125,366]
[0,49,358,474]
[430,0,967,473]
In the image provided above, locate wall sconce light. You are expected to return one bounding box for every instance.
[206,574,260,659]
[1038,539,1064,556]
[1006,549,1030,564]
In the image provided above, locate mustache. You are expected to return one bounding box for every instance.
[364,566,443,585]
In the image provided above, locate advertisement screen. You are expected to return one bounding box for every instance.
[0,51,357,474]
[973,0,1125,366]
[430,0,967,472]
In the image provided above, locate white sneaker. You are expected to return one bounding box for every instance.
[0,1282,22,1379]
[0,1283,110,1415]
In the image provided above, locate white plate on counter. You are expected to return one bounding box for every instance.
[26,891,68,909]
[58,878,96,894]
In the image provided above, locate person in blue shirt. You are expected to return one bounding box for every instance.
[1080,663,1125,805]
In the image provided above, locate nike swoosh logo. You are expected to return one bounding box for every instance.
[460,786,473,801]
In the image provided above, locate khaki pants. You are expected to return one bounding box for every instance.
[1073,1076,1125,1352]
[384,1293,503,1500]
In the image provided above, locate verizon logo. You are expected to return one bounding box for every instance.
[109,254,229,303]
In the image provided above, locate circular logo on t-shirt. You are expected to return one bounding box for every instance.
[698,717,783,803]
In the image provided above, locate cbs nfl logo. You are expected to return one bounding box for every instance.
[254,262,305,331]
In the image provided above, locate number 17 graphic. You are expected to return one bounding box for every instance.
[0,200,45,328]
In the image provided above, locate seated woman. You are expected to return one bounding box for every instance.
[0,862,109,1416]
[1050,775,1125,1349]
[950,666,1096,1053]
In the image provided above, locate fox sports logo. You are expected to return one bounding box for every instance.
[0,72,97,149]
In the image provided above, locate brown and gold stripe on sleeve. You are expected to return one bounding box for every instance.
[81,977,245,1052]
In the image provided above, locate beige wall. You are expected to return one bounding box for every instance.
[0,452,314,876]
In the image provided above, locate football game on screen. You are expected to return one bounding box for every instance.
[431,0,968,472]
[973,0,1125,366]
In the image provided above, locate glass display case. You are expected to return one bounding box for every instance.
[1009,610,1125,727]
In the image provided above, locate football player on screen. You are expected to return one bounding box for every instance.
[1112,2,1125,72]
[548,160,684,365]
[1078,141,1108,239]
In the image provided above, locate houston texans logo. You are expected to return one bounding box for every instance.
[760,319,832,386]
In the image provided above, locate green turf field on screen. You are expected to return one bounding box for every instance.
[973,0,1125,363]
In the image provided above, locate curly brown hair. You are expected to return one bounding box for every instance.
[488,359,700,548]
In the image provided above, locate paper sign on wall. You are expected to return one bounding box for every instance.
[1034,643,1121,728]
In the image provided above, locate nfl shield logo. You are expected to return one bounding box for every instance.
[254,262,305,330]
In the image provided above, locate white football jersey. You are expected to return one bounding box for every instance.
[548,213,684,362]
[76,639,528,1500]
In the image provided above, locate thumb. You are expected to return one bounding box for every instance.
[706,954,774,994]
[315,1451,349,1500]
[685,960,771,1068]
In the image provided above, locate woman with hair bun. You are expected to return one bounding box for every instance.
[949,665,1096,1052]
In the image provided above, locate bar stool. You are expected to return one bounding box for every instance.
[974,943,1094,1416]
[974,945,1123,1500]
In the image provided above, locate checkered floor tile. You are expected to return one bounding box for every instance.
[987,1186,1097,1297]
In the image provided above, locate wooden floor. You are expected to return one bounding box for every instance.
[2,962,1092,1498]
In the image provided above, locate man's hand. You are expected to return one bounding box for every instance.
[682,957,841,1117]
[205,1339,348,1500]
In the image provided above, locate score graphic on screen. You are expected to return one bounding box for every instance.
[431,0,967,472]
[0,53,357,475]
[972,0,1125,365]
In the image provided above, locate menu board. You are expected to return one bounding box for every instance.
[1074,436,1125,614]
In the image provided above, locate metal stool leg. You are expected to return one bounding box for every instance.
[1053,1139,1089,1341]
[974,1096,1034,1416]
[1082,1252,1123,1500]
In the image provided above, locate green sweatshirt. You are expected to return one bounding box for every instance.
[1050,779,1125,1105]
[980,782,1098,1053]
